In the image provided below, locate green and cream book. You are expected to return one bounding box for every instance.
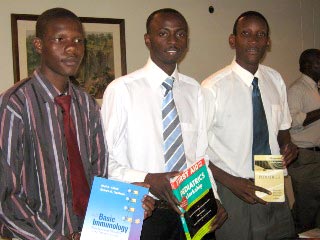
[170,159,217,240]
[254,155,285,202]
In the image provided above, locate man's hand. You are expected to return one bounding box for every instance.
[208,163,270,204]
[210,200,228,231]
[278,130,298,167]
[280,142,298,167]
[227,176,270,205]
[142,195,155,219]
[144,172,181,214]
[131,182,155,219]
[66,232,80,240]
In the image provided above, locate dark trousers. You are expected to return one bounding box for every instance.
[288,148,320,233]
[215,182,296,240]
[140,208,186,240]
[140,207,215,240]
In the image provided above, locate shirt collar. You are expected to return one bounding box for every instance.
[231,58,263,87]
[301,73,318,89]
[144,57,179,90]
[33,68,75,102]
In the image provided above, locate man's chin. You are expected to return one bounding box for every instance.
[63,69,80,78]
[245,57,261,66]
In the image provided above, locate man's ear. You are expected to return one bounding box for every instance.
[33,37,43,54]
[266,37,271,50]
[144,33,151,50]
[229,34,235,49]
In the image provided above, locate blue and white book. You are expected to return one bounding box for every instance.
[81,177,149,240]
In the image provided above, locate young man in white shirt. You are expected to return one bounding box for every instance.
[101,8,227,240]
[202,11,298,240]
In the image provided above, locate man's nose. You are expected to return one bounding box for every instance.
[167,34,177,44]
[65,40,78,54]
[247,33,260,43]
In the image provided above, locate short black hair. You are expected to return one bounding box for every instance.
[146,8,188,34]
[232,11,269,36]
[299,48,320,73]
[36,7,81,39]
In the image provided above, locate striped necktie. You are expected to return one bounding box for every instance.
[162,77,187,172]
[252,77,271,168]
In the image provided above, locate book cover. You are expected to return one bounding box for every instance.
[170,159,217,240]
[80,177,149,240]
[254,155,285,202]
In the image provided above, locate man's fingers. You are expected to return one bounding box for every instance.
[254,185,271,195]
[142,195,155,210]
[254,196,267,205]
[250,186,269,205]
[210,206,228,231]
[210,222,219,232]
[160,188,183,215]
[132,182,150,188]
[165,187,181,205]
[283,155,295,166]
[144,210,152,219]
[212,217,226,230]
[166,171,181,179]
[282,143,298,166]
[171,203,183,215]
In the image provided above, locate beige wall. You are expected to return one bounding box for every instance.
[0,0,319,93]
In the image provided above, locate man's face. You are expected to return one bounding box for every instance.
[229,16,270,74]
[34,17,85,82]
[144,12,188,75]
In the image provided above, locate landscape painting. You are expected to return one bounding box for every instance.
[12,14,127,99]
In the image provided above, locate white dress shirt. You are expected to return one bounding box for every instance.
[201,60,292,178]
[288,74,320,148]
[101,58,217,195]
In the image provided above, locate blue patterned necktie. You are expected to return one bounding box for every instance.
[252,77,271,168]
[162,77,187,172]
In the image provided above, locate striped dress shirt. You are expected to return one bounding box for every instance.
[0,70,108,239]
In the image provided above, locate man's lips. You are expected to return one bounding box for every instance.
[246,47,259,54]
[166,48,179,55]
[62,57,80,66]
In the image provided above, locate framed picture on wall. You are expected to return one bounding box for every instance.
[11,14,127,99]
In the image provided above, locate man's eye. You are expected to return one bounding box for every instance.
[257,32,267,38]
[54,37,63,42]
[177,32,186,38]
[241,31,249,37]
[159,32,167,37]
[74,38,84,43]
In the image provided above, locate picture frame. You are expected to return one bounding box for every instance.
[11,14,127,99]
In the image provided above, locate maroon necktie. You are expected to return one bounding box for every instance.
[55,95,90,217]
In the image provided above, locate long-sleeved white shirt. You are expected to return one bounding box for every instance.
[101,58,218,195]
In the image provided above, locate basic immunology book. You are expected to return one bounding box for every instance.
[81,177,149,240]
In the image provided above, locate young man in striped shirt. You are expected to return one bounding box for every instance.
[0,8,153,240]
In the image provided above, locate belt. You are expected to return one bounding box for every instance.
[300,147,320,152]
[155,200,172,210]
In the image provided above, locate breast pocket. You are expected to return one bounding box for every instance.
[180,123,197,156]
